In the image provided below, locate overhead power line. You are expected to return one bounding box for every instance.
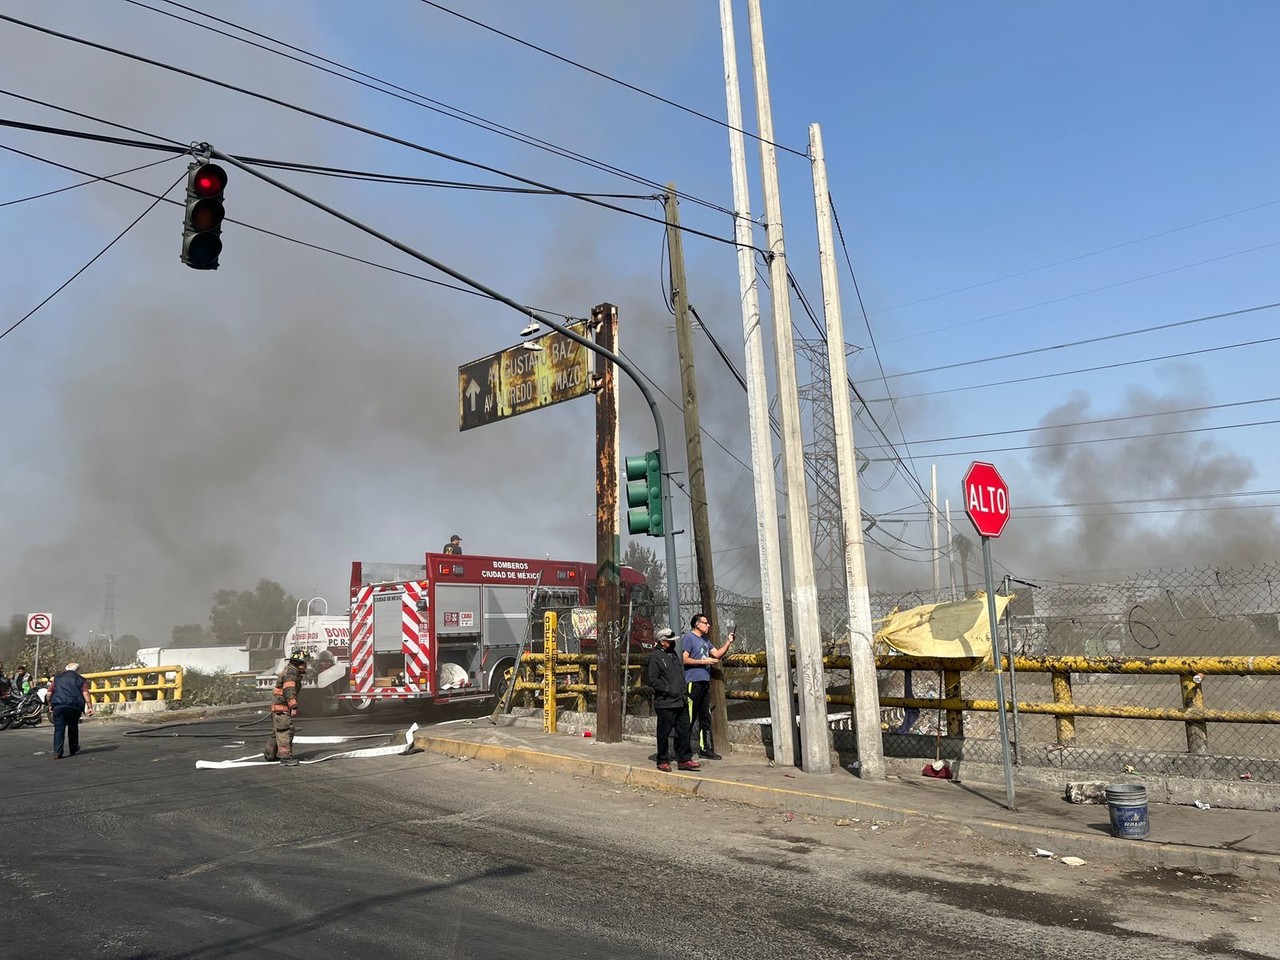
[124,0,735,217]
[1,168,184,342]
[416,0,808,159]
[880,300,1280,382]
[0,15,760,253]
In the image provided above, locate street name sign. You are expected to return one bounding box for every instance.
[963,461,1010,539]
[458,320,592,431]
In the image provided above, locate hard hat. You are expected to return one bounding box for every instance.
[288,649,309,663]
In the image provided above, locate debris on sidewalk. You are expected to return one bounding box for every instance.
[1195,800,1212,810]
[1064,780,1107,804]
[1122,764,1138,775]
[1032,848,1054,858]
[921,759,953,779]
[1060,856,1087,868]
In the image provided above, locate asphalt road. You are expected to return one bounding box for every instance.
[1,707,1278,960]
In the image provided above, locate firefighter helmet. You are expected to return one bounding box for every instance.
[287,649,309,664]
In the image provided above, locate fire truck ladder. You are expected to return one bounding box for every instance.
[492,570,543,719]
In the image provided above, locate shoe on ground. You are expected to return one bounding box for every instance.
[677,760,702,771]
[53,754,63,760]
[263,753,278,763]
[280,757,300,767]
[656,762,671,772]
[699,751,723,760]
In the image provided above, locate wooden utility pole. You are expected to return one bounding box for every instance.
[663,184,728,752]
[718,0,795,766]
[747,0,831,773]
[593,302,622,742]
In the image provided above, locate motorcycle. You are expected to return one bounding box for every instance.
[0,688,45,730]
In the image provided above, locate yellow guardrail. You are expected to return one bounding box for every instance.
[83,665,184,706]
[512,650,1280,755]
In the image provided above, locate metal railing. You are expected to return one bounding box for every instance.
[83,665,184,706]
[510,649,1280,759]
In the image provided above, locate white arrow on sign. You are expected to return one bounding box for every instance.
[465,377,482,412]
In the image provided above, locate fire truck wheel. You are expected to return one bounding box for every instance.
[338,695,375,715]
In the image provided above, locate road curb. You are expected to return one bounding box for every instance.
[414,732,1280,878]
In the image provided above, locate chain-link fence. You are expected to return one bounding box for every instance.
[658,564,1280,773]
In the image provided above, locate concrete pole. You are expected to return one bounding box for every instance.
[664,184,728,751]
[747,0,830,773]
[717,0,795,766]
[931,464,941,597]
[808,124,884,780]
[946,499,958,600]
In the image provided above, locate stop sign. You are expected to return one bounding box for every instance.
[963,461,1010,538]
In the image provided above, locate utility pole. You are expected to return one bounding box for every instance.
[931,465,941,596]
[663,184,728,752]
[747,0,831,773]
[593,302,622,742]
[718,0,795,767]
[808,123,884,780]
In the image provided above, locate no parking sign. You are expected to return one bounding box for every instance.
[26,612,51,636]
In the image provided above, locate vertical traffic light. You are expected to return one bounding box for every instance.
[625,450,663,536]
[181,162,227,270]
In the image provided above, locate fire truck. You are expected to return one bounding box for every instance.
[327,551,655,712]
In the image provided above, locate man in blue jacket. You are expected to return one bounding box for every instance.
[49,661,92,760]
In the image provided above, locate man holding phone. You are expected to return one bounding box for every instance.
[681,612,734,760]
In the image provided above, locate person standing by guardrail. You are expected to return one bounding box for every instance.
[681,613,734,761]
[264,651,307,767]
[49,661,92,760]
[646,628,700,773]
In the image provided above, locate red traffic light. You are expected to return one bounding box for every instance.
[190,164,227,198]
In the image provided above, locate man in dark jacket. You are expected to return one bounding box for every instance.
[49,661,92,759]
[264,651,307,767]
[645,628,700,772]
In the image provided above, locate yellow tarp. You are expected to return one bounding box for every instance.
[873,592,1014,663]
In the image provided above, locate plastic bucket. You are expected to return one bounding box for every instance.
[1105,783,1149,839]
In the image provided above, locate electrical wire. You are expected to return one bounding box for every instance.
[0,167,185,343]
[0,15,761,254]
[858,395,1280,451]
[415,0,808,159]
[128,0,736,216]
[0,112,658,199]
[0,141,579,318]
[869,332,1280,403]
[873,196,1280,317]
[0,154,175,207]
[880,300,1280,382]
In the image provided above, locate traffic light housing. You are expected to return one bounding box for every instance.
[625,450,663,536]
[181,162,227,270]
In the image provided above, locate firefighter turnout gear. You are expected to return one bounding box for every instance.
[264,660,304,764]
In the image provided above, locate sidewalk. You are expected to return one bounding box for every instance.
[414,717,1280,879]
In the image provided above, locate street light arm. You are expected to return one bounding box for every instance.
[205,145,682,629]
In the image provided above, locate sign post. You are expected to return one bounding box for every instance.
[962,462,1016,811]
[27,612,52,682]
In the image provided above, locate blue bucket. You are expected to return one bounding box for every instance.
[1106,783,1149,839]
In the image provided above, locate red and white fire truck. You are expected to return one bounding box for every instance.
[324,551,655,711]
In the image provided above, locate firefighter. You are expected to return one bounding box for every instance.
[264,650,307,767]
[442,534,463,555]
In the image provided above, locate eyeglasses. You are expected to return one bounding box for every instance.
[696,618,710,625]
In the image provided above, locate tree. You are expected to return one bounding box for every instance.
[171,623,211,647]
[208,579,298,647]
[622,540,664,588]
[115,634,141,662]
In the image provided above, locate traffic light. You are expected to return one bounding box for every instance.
[181,162,227,270]
[625,450,663,536]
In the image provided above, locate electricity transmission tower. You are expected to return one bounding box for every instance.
[97,574,118,658]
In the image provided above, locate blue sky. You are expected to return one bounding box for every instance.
[2,1,1279,641]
